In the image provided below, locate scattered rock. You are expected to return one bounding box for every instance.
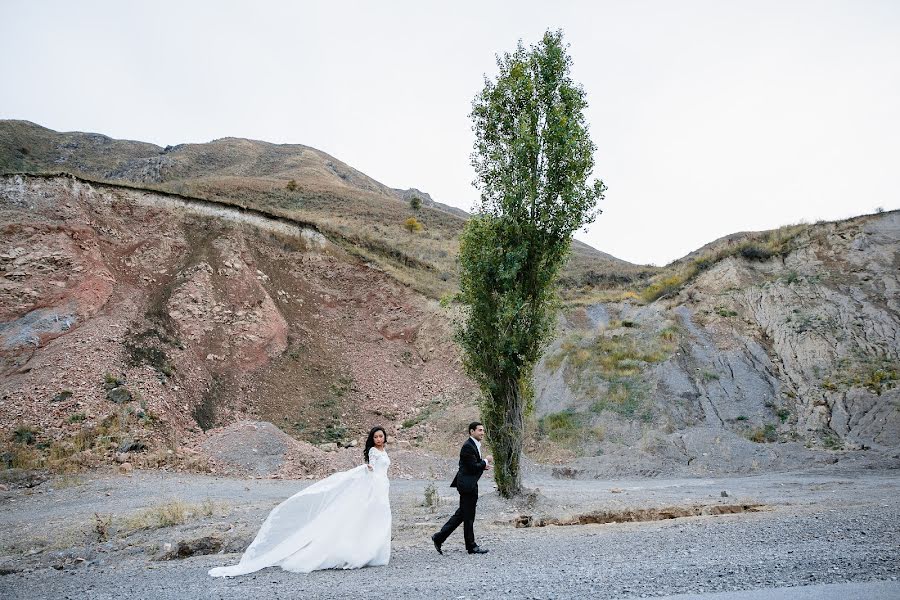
[106,386,132,404]
[160,535,223,560]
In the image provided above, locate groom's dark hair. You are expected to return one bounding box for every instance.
[468,421,483,434]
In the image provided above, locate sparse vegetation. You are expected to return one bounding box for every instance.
[424,480,440,512]
[68,413,87,424]
[286,179,297,191]
[748,423,778,443]
[322,424,348,443]
[409,196,422,211]
[591,379,651,421]
[117,499,218,534]
[12,426,38,445]
[94,513,111,542]
[641,224,809,302]
[700,370,720,382]
[714,306,738,318]
[52,390,73,403]
[538,410,583,445]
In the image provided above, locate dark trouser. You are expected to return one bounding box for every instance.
[435,489,478,550]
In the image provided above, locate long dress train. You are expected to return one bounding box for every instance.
[208,447,391,576]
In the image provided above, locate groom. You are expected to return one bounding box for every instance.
[432,422,490,555]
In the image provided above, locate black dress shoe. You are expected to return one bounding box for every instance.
[467,545,488,554]
[431,534,443,555]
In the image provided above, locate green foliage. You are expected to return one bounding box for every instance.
[69,413,87,424]
[13,426,38,445]
[538,410,582,443]
[438,293,455,308]
[409,196,422,211]
[776,408,791,423]
[322,424,347,442]
[457,30,604,497]
[714,306,738,318]
[591,379,651,421]
[700,370,720,382]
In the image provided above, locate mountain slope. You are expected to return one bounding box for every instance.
[533,209,900,475]
[0,120,647,300]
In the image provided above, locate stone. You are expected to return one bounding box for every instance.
[119,462,133,474]
[106,386,132,404]
[163,535,223,559]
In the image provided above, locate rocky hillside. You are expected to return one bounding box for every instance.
[0,120,647,300]
[0,122,897,481]
[534,210,899,475]
[0,173,479,477]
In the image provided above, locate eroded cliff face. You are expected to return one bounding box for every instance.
[1,173,896,478]
[0,174,476,474]
[534,211,899,475]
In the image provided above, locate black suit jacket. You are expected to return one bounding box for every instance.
[450,438,487,494]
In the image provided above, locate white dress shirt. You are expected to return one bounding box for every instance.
[470,436,482,458]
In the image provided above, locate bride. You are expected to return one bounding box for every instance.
[209,426,392,577]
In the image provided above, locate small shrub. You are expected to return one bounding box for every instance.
[658,326,679,342]
[94,513,111,542]
[286,179,297,191]
[12,426,38,445]
[875,206,884,214]
[52,390,73,403]
[103,373,124,389]
[777,408,791,423]
[403,217,423,233]
[322,424,347,442]
[409,196,422,211]
[735,415,748,421]
[862,367,898,395]
[748,423,778,443]
[700,370,720,382]
[423,481,440,512]
[538,410,581,443]
[68,413,87,424]
[738,243,772,261]
[714,306,738,318]
[822,433,843,450]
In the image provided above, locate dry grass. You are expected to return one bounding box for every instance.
[117,499,220,534]
[640,224,810,302]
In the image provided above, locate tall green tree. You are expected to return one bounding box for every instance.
[457,30,605,497]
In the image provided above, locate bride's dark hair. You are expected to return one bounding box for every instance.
[364,426,387,463]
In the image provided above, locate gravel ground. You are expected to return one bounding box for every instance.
[1,466,898,599]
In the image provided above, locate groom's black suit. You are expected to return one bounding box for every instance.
[434,437,486,551]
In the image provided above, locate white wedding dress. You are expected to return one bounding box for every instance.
[209,447,391,577]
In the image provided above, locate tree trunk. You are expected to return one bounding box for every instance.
[490,375,525,498]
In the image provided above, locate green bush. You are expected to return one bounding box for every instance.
[538,410,581,442]
[12,426,38,445]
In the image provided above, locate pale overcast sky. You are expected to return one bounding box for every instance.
[3,1,898,265]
